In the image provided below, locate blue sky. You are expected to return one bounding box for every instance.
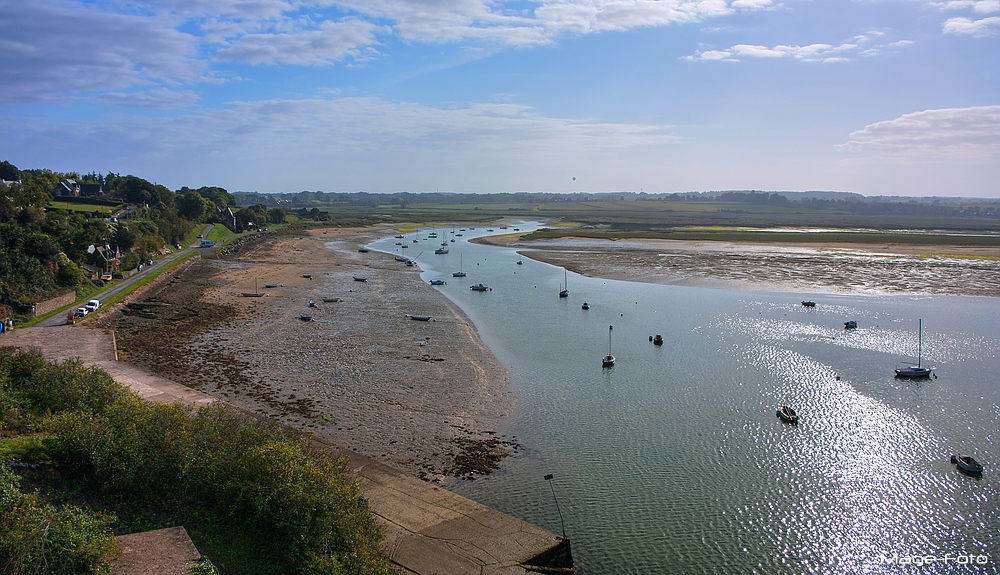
[1,0,998,196]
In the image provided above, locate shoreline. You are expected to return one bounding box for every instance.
[475,235,1000,297]
[100,227,516,481]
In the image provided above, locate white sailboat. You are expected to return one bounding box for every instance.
[453,253,467,277]
[602,325,615,367]
[895,319,933,378]
[559,268,568,298]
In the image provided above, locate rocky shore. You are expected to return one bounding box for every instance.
[98,227,516,481]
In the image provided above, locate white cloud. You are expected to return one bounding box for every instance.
[932,0,1000,14]
[2,96,680,191]
[95,89,200,109]
[942,16,1000,36]
[0,0,202,104]
[686,35,912,62]
[215,19,383,64]
[837,106,1000,160]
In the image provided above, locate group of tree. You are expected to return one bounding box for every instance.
[0,161,286,317]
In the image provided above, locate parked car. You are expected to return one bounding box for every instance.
[85,299,100,312]
[147,259,154,266]
[74,307,88,318]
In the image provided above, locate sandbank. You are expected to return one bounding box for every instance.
[101,227,515,481]
[476,235,1000,297]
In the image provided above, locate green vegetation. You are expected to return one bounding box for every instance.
[0,350,392,575]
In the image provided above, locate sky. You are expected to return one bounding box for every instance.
[0,0,998,197]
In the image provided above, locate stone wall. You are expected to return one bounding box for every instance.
[33,291,76,317]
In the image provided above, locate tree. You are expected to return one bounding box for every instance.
[267,208,286,225]
[0,160,19,181]
[177,190,215,222]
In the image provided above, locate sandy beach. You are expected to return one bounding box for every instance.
[98,227,516,481]
[477,235,1000,297]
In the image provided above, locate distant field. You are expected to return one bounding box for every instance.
[48,200,123,214]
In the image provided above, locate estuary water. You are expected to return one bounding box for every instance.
[369,225,1000,575]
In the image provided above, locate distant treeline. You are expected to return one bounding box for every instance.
[233,189,1000,216]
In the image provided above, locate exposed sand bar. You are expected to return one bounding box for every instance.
[477,236,1000,297]
[103,227,516,481]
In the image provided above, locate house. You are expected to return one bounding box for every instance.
[52,179,105,197]
[95,244,122,272]
[79,183,104,197]
[54,179,80,196]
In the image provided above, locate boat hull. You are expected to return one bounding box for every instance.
[895,367,932,378]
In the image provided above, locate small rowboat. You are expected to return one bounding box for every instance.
[322,298,341,303]
[353,276,368,282]
[408,315,431,321]
[777,405,799,423]
[264,283,280,288]
[952,454,983,475]
[652,335,663,346]
[844,320,858,329]
[302,274,312,279]
[298,314,313,322]
[242,292,264,297]
[801,300,816,307]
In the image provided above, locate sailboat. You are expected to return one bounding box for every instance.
[453,253,467,277]
[559,268,569,298]
[602,325,615,367]
[895,319,933,378]
[242,278,264,297]
[517,253,523,265]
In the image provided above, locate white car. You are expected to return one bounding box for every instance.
[75,307,89,318]
[85,299,101,312]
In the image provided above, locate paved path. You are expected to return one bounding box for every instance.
[0,325,568,574]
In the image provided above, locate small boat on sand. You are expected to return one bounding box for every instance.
[308,300,317,308]
[322,298,341,302]
[952,454,984,475]
[298,314,313,322]
[353,276,368,282]
[358,248,369,253]
[264,283,280,288]
[408,315,431,321]
[777,405,799,423]
[801,300,816,307]
[844,321,858,329]
[302,274,312,279]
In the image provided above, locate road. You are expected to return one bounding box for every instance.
[38,224,216,327]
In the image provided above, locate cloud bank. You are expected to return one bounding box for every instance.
[838,106,1000,159]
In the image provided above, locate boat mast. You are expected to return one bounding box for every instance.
[608,325,613,356]
[917,319,922,369]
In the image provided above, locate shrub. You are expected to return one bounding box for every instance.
[0,465,118,575]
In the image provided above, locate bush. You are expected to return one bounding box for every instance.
[0,349,391,575]
[0,465,118,575]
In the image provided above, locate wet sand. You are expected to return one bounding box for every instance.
[478,236,1000,297]
[99,227,515,481]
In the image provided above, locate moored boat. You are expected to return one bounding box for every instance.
[777,405,799,423]
[298,314,313,322]
[409,315,431,321]
[353,276,368,282]
[895,319,933,378]
[844,321,858,329]
[430,279,446,285]
[602,325,615,367]
[801,300,816,307]
[581,302,590,310]
[470,283,489,291]
[652,335,663,346]
[952,454,984,474]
